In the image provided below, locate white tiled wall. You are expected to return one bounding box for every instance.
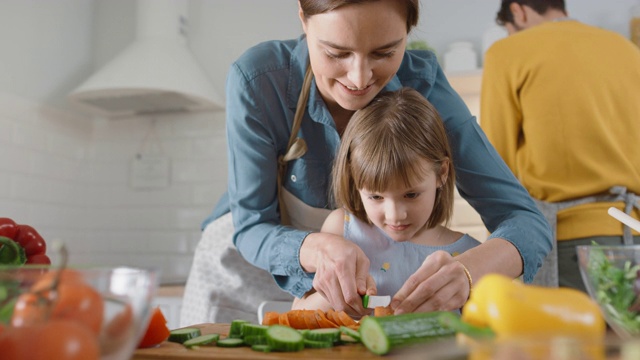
[0,92,227,285]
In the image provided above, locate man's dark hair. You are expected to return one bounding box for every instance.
[496,0,566,26]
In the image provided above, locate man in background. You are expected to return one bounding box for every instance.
[481,0,640,291]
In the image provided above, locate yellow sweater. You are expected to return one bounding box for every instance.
[480,20,640,240]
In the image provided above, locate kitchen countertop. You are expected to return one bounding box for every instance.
[132,323,631,360]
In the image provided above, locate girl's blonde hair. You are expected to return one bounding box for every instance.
[332,87,455,228]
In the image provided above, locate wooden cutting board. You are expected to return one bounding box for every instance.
[131,323,467,360]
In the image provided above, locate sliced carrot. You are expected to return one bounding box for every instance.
[315,310,338,328]
[278,312,290,327]
[302,310,320,329]
[287,310,307,329]
[262,311,280,325]
[327,308,342,327]
[337,311,357,328]
[374,305,394,317]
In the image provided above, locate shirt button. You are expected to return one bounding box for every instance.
[291,175,297,182]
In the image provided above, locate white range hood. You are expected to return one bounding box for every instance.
[68,0,223,117]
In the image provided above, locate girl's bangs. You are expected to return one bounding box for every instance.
[351,140,428,192]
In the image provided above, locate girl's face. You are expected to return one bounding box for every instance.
[358,159,445,243]
[300,0,407,114]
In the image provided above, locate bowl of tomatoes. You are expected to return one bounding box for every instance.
[0,265,159,360]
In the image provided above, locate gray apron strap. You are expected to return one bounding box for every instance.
[532,186,639,287]
[610,186,640,245]
[531,199,560,287]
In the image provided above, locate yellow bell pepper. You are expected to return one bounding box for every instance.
[461,274,607,360]
[462,273,606,341]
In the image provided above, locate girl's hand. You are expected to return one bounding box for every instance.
[390,250,470,314]
[299,232,375,317]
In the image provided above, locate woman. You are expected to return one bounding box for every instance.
[184,0,551,323]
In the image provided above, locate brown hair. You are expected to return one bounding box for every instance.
[332,88,455,228]
[299,0,420,33]
[496,0,566,26]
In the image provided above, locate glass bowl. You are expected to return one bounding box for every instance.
[0,265,159,360]
[577,245,640,340]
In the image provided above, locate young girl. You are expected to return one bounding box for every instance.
[293,88,481,313]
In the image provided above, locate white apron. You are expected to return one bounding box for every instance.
[179,190,331,326]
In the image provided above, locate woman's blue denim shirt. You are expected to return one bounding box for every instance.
[204,35,552,297]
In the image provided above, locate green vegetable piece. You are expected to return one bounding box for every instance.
[266,325,304,352]
[303,339,334,348]
[251,344,272,352]
[168,327,201,343]
[305,328,341,343]
[0,297,17,325]
[0,236,26,266]
[217,338,244,347]
[437,311,495,339]
[183,334,219,348]
[228,319,249,339]
[359,311,456,355]
[339,325,361,342]
[243,335,267,346]
[240,323,268,338]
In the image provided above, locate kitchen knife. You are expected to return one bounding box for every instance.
[362,294,391,309]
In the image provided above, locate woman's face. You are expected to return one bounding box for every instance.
[300,0,408,113]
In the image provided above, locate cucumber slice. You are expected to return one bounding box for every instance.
[339,326,361,342]
[340,334,360,344]
[359,311,455,355]
[243,335,267,346]
[303,339,334,348]
[216,338,245,347]
[305,328,341,343]
[251,344,272,352]
[265,325,304,352]
[241,323,268,338]
[183,334,220,348]
[168,327,202,343]
[228,319,249,339]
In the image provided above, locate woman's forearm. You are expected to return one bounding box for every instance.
[456,237,524,286]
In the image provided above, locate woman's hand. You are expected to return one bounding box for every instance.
[299,232,375,318]
[390,250,470,314]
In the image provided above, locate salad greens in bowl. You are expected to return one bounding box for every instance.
[577,244,640,340]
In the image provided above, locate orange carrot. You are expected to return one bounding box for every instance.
[262,311,280,326]
[315,310,338,328]
[374,305,394,317]
[337,311,358,328]
[302,310,320,329]
[278,312,290,327]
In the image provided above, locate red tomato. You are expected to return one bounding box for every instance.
[12,272,104,335]
[0,217,18,239]
[137,307,170,348]
[0,319,100,360]
[31,269,85,291]
[14,224,46,256]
